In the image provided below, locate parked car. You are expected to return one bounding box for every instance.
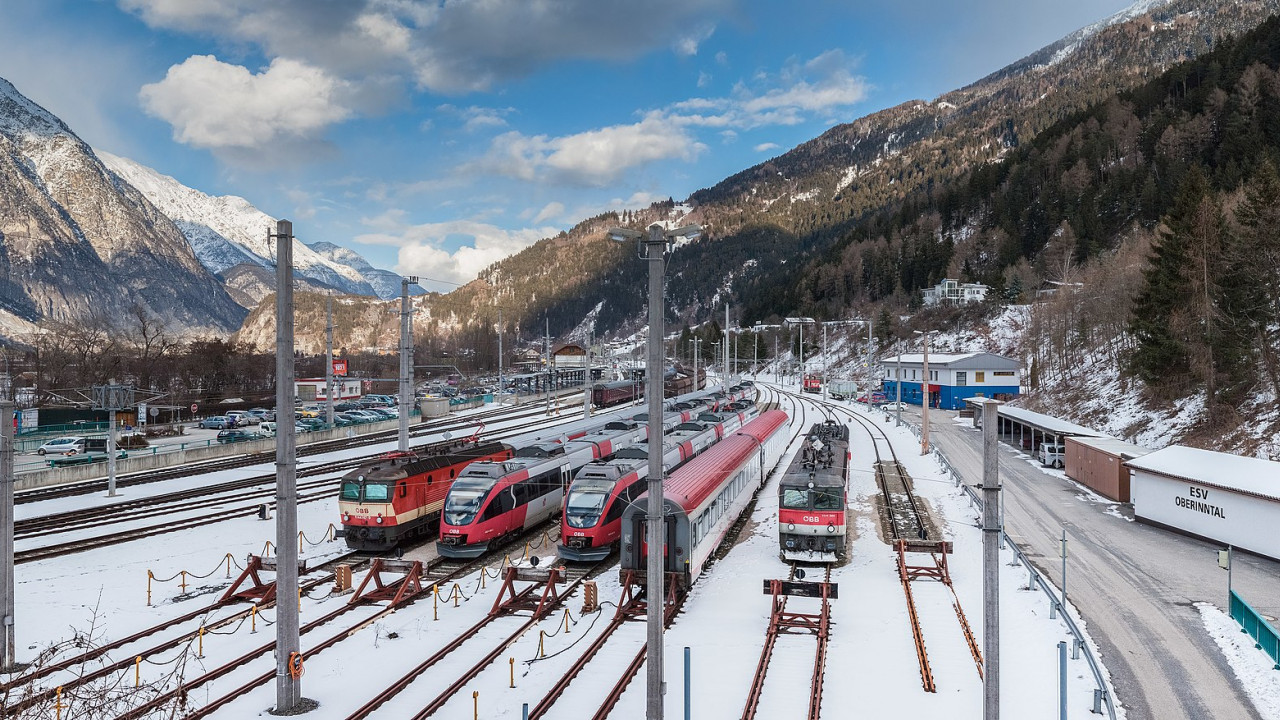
[882,401,910,412]
[225,411,258,426]
[37,436,86,455]
[198,416,234,429]
[366,408,396,420]
[1039,442,1066,469]
[247,408,273,422]
[217,429,260,444]
[259,421,278,436]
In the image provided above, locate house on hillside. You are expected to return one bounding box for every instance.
[880,352,1020,409]
[921,279,990,306]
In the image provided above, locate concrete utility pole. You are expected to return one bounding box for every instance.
[693,337,699,392]
[325,294,334,430]
[753,333,758,379]
[774,336,779,383]
[920,331,931,455]
[723,304,730,391]
[798,323,804,390]
[273,219,302,712]
[644,226,668,720]
[822,323,828,403]
[583,333,593,419]
[545,319,552,415]
[0,389,14,669]
[497,309,504,400]
[981,398,1002,720]
[896,353,903,426]
[398,276,417,452]
[608,222,700,720]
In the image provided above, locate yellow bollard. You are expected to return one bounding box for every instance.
[503,554,511,568]
[298,588,302,613]
[299,531,305,554]
[251,604,258,633]
[146,571,153,607]
[55,687,62,720]
[433,584,439,621]
[522,542,530,561]
[225,553,233,578]
[197,626,204,658]
[538,630,546,658]
[481,567,488,589]
[509,656,515,688]
[180,570,188,594]
[135,656,141,687]
[473,690,479,720]
[563,608,571,634]
[451,583,461,608]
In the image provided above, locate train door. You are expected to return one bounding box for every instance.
[624,513,645,572]
[664,512,680,574]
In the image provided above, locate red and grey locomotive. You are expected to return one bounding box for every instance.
[778,420,849,561]
[339,442,514,551]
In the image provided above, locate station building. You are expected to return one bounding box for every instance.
[880,352,1020,410]
[1126,447,1280,561]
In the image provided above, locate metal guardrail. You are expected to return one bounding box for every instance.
[1230,590,1280,670]
[897,411,1119,719]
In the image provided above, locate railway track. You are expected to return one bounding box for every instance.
[740,564,834,720]
[16,401,563,506]
[13,407,598,563]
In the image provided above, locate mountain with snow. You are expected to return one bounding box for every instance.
[97,152,419,302]
[0,77,246,335]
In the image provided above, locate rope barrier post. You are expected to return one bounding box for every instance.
[135,655,141,687]
[509,657,515,688]
[251,604,258,633]
[563,608,571,634]
[197,626,204,658]
[451,583,461,608]
[225,553,232,578]
[503,554,511,568]
[481,567,488,589]
[55,686,62,720]
[180,570,187,595]
[538,630,546,658]
[147,571,152,606]
[473,690,479,720]
[299,531,304,555]
[433,584,439,621]
[523,542,530,561]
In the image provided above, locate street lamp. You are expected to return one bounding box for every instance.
[608,222,701,720]
[784,317,815,391]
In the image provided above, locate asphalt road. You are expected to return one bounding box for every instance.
[918,407,1277,720]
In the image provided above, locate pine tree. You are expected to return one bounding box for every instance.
[1232,160,1280,398]
[1129,168,1204,391]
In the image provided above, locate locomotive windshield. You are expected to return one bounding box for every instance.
[340,482,361,501]
[781,489,808,509]
[565,478,613,528]
[813,489,843,510]
[443,478,491,525]
[363,483,392,502]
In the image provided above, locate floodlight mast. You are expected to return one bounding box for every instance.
[607,222,700,720]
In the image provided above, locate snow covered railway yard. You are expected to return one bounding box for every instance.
[4,390,1124,718]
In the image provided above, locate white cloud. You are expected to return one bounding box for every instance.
[715,51,729,66]
[753,142,779,152]
[122,0,734,94]
[532,202,565,224]
[354,215,558,290]
[674,25,717,57]
[139,55,354,149]
[697,71,712,88]
[475,114,705,186]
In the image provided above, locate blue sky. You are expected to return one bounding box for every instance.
[0,0,1137,291]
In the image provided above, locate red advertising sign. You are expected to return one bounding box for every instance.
[333,359,348,376]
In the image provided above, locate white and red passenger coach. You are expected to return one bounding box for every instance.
[619,409,789,588]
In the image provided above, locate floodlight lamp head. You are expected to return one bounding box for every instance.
[607,227,643,243]
[665,224,703,240]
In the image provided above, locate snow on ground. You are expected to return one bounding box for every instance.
[1198,603,1280,720]
[6,389,1138,718]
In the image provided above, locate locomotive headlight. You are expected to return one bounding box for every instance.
[342,513,350,522]
[827,524,836,534]
[375,515,384,524]
[787,523,795,531]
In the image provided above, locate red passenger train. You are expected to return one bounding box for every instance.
[338,442,514,551]
[619,409,789,589]
[778,420,849,561]
[558,406,756,561]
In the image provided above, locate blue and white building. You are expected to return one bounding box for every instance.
[880,352,1021,410]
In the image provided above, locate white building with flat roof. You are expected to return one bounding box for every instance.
[922,279,989,306]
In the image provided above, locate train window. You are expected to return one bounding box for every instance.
[340,482,361,501]
[813,489,842,510]
[364,483,391,502]
[781,489,808,509]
